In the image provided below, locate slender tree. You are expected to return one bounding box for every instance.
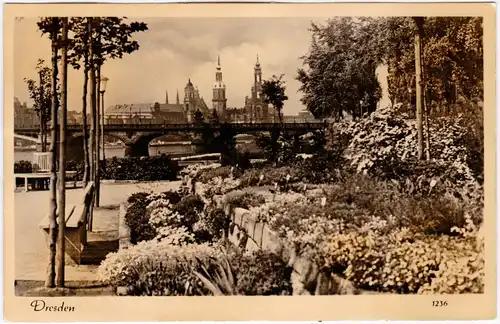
[24,60,54,152]
[261,74,288,129]
[56,17,69,287]
[67,17,147,201]
[413,17,425,160]
[88,18,97,231]
[44,17,60,288]
[73,17,148,212]
[68,18,92,186]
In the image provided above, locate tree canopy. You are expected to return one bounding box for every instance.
[261,74,288,123]
[296,17,483,120]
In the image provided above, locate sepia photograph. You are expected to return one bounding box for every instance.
[4,2,496,321]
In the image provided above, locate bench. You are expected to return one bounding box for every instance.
[39,182,95,265]
[14,171,78,192]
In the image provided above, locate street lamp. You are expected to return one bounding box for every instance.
[100,76,109,161]
[408,87,413,117]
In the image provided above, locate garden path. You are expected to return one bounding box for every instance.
[14,181,181,281]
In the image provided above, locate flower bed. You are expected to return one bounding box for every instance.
[99,186,293,296]
[231,176,484,294]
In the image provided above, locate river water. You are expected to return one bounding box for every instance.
[14,141,259,162]
[14,144,195,162]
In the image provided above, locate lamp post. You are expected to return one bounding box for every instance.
[100,76,109,162]
[408,87,413,118]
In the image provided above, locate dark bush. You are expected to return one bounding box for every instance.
[196,166,232,183]
[125,192,155,244]
[66,160,85,181]
[14,160,33,173]
[160,190,183,205]
[229,250,293,295]
[171,194,205,230]
[101,155,180,181]
[193,205,230,242]
[225,192,266,209]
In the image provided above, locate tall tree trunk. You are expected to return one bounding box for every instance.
[420,26,431,161]
[56,17,69,288]
[39,70,46,152]
[413,17,424,161]
[95,62,101,207]
[46,17,59,289]
[82,18,91,187]
[88,18,96,231]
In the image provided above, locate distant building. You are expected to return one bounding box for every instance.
[297,109,319,122]
[185,80,210,123]
[243,55,274,123]
[212,55,227,121]
[14,97,38,128]
[105,81,210,124]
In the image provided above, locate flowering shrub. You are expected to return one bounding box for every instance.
[228,250,293,295]
[321,213,484,294]
[203,176,241,197]
[102,155,180,181]
[225,192,266,209]
[179,163,221,179]
[98,240,222,296]
[242,175,483,294]
[154,225,196,245]
[338,104,483,195]
[195,166,234,183]
[193,205,230,242]
[171,194,205,230]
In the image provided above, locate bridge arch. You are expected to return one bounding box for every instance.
[71,131,132,145]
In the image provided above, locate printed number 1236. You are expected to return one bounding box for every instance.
[432,301,448,307]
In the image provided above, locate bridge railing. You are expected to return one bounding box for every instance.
[15,120,327,132]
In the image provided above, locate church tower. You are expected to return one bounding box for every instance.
[184,79,196,122]
[254,54,262,86]
[212,54,227,121]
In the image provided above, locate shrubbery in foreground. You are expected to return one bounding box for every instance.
[14,155,181,182]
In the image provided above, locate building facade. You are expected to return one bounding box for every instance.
[184,80,210,123]
[243,55,274,123]
[105,82,209,124]
[14,97,38,128]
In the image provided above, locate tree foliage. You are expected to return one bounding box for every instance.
[296,17,483,120]
[375,17,483,114]
[261,74,288,124]
[297,18,382,120]
[68,17,149,70]
[23,59,59,126]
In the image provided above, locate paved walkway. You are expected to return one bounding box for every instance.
[15,181,181,281]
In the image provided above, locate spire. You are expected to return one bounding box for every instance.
[165,89,169,104]
[176,90,180,104]
[216,54,221,71]
[256,54,260,65]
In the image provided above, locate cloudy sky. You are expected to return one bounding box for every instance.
[14,17,389,115]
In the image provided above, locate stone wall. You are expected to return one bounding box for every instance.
[222,203,364,295]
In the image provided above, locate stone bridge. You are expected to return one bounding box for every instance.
[15,121,326,160]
